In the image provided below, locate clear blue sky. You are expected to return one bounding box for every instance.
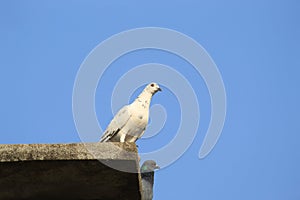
[1,1,300,199]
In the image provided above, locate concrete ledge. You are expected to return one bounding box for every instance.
[0,143,141,200]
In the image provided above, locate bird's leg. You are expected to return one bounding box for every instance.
[120,134,126,143]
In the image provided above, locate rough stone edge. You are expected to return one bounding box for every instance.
[0,142,138,162]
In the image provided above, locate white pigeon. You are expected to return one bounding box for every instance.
[100,82,162,143]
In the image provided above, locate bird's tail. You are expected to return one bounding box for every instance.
[99,135,109,142]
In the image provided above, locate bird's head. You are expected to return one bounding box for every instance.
[145,82,162,95]
[141,160,160,173]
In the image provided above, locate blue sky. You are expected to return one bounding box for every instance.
[1,1,300,199]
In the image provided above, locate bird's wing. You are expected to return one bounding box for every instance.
[141,176,154,200]
[138,129,146,139]
[100,105,131,142]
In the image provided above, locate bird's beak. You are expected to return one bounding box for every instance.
[157,88,162,92]
[154,165,160,169]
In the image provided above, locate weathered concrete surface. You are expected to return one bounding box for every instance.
[0,143,141,200]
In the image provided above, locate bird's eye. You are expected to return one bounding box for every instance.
[151,84,154,87]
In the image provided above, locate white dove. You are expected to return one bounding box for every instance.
[100,82,162,143]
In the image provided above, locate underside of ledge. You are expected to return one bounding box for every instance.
[0,143,141,200]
